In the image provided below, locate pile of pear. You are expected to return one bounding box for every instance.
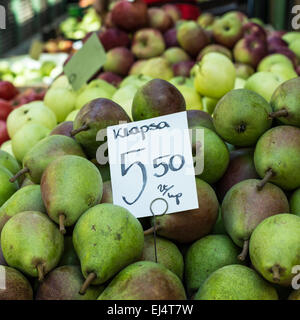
[0,77,300,300]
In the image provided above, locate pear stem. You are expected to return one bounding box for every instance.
[59,214,66,235]
[271,265,281,282]
[37,264,45,282]
[238,240,249,261]
[9,167,30,183]
[144,225,158,236]
[269,108,289,119]
[71,124,89,137]
[257,169,274,191]
[79,272,97,295]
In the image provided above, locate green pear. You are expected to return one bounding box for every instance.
[36,266,104,300]
[290,188,300,217]
[41,155,103,233]
[11,134,86,184]
[72,98,130,158]
[12,123,50,163]
[270,77,300,127]
[59,236,80,266]
[65,110,79,121]
[202,96,219,114]
[212,208,226,235]
[254,126,300,190]
[185,235,243,297]
[0,166,18,207]
[141,235,184,280]
[0,266,33,300]
[0,185,46,233]
[250,214,300,286]
[98,261,186,300]
[20,177,35,188]
[1,211,64,280]
[73,203,144,293]
[145,178,219,243]
[213,89,272,147]
[194,265,278,300]
[222,179,289,260]
[0,150,20,176]
[0,140,14,157]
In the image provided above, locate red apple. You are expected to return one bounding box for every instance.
[173,61,195,77]
[148,8,173,33]
[111,0,148,32]
[296,65,300,76]
[103,47,135,76]
[267,35,288,52]
[104,12,116,28]
[0,99,12,121]
[233,36,268,68]
[0,81,18,101]
[162,4,181,23]
[99,28,130,51]
[98,71,123,87]
[243,22,266,41]
[0,120,9,146]
[164,28,179,48]
[11,88,46,109]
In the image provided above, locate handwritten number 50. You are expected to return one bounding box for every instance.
[153,154,185,177]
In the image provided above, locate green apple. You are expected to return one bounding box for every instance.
[245,72,283,102]
[44,87,77,122]
[169,76,194,88]
[289,39,300,60]
[141,57,174,81]
[163,47,190,65]
[193,52,236,99]
[65,110,80,121]
[234,77,246,89]
[0,140,14,157]
[258,54,294,72]
[12,123,50,162]
[112,84,139,120]
[120,75,153,88]
[282,32,300,45]
[50,75,72,90]
[202,96,219,115]
[7,101,57,138]
[268,63,298,82]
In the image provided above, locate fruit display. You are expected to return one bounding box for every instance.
[0,0,299,301]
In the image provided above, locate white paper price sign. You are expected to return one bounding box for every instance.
[107,112,199,218]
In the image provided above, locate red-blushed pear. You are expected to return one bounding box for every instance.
[98,28,130,51]
[233,35,268,68]
[186,109,215,132]
[216,148,258,201]
[162,4,181,23]
[131,29,166,59]
[148,8,173,33]
[213,15,243,48]
[197,44,233,61]
[177,21,209,57]
[197,13,214,28]
[103,47,134,76]
[163,27,179,48]
[111,0,148,32]
[234,63,255,79]
[50,121,74,138]
[173,61,195,77]
[243,22,266,41]
[98,72,122,87]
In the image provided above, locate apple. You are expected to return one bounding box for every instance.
[75,79,117,109]
[132,29,166,59]
[44,87,77,123]
[50,75,72,89]
[223,11,248,24]
[98,72,123,87]
[234,77,246,89]
[111,0,148,32]
[173,61,195,77]
[148,8,173,33]
[234,63,255,79]
[282,32,300,45]
[193,52,236,99]
[0,81,18,101]
[249,17,264,27]
[233,35,268,67]
[243,22,266,41]
[99,28,130,51]
[270,47,298,67]
[6,101,57,138]
[0,99,12,121]
[197,44,233,61]
[268,63,298,82]
[177,21,209,57]
[245,71,282,102]
[65,110,79,122]
[289,40,300,60]
[140,57,174,81]
[104,12,116,28]
[267,36,288,52]
[103,47,135,76]
[162,4,181,23]
[0,121,9,146]
[212,15,243,48]
[297,65,300,76]
[267,30,286,38]
[258,53,294,72]
[120,74,152,88]
[169,76,194,88]
[197,13,214,28]
[12,123,50,162]
[163,28,179,48]
[163,47,190,65]
[202,96,219,114]
[0,139,13,156]
[129,60,148,75]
